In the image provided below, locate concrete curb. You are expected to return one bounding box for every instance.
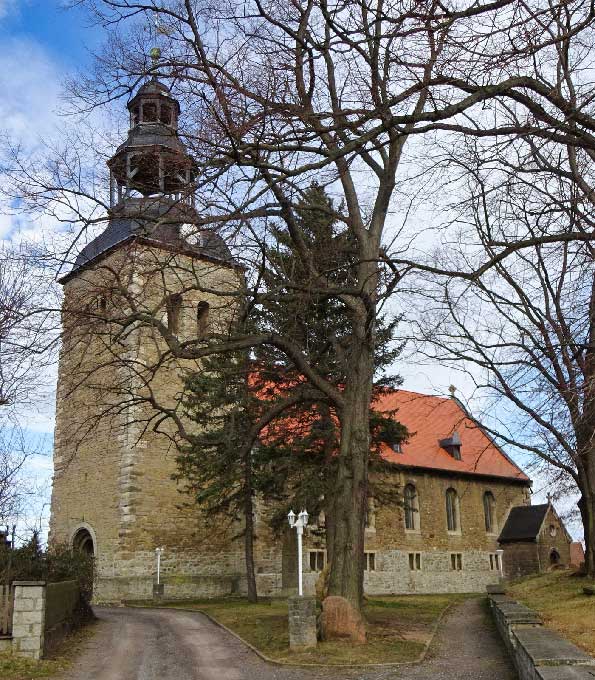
[124,596,461,669]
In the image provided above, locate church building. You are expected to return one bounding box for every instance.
[49,78,558,603]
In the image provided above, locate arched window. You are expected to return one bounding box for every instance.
[483,491,496,533]
[167,293,183,334]
[404,484,419,531]
[72,528,95,557]
[197,301,210,338]
[446,488,460,532]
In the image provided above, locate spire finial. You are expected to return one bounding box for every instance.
[149,46,161,68]
[448,384,456,397]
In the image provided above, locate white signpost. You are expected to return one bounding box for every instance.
[155,547,164,585]
[288,509,309,596]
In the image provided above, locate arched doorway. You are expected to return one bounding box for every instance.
[72,527,95,557]
[550,549,561,567]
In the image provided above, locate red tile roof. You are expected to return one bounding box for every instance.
[374,389,529,482]
[570,542,585,567]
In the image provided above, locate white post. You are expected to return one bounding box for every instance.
[297,523,303,597]
[155,547,163,585]
[497,549,504,578]
[288,509,308,597]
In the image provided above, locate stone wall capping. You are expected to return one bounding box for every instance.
[515,627,595,666]
[487,587,595,680]
[537,667,595,679]
[12,581,47,587]
[486,583,506,595]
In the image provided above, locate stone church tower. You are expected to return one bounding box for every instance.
[48,78,256,601]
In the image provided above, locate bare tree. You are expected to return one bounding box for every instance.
[5,0,595,613]
[407,1,595,578]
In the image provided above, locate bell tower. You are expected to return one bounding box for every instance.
[49,75,244,602]
[107,77,196,205]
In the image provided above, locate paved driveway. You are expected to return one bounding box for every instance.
[60,598,516,680]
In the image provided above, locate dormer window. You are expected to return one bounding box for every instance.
[439,431,462,460]
[391,441,402,454]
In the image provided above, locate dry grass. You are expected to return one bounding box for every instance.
[0,652,68,680]
[0,618,97,680]
[508,570,595,656]
[160,593,466,665]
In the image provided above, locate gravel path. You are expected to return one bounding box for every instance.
[60,598,516,680]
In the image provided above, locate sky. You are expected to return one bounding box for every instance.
[0,1,582,542]
[0,1,101,541]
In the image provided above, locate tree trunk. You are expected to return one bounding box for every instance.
[327,338,374,611]
[244,449,258,603]
[578,494,594,577]
[581,274,595,580]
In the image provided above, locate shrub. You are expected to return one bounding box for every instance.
[0,533,95,617]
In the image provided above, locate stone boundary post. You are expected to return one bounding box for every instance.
[11,581,46,660]
[288,596,317,651]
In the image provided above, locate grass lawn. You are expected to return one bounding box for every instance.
[160,593,467,665]
[0,652,68,680]
[0,619,97,680]
[508,570,595,656]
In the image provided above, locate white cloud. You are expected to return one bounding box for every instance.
[0,37,62,143]
[0,1,18,20]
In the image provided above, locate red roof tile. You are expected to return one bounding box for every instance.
[570,542,585,567]
[374,389,529,482]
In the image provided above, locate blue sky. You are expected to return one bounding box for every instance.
[0,1,583,542]
[0,1,98,68]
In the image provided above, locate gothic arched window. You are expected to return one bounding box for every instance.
[404,484,419,531]
[483,491,496,533]
[446,488,460,532]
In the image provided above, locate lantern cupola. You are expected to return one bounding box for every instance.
[107,78,197,204]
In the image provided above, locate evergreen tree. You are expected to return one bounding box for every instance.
[178,184,407,600]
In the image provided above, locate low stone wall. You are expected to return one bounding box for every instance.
[44,580,80,655]
[487,586,595,679]
[9,580,84,660]
[97,574,236,603]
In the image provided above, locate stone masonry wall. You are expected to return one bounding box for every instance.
[536,506,572,569]
[502,542,540,579]
[11,582,45,660]
[49,242,247,601]
[50,238,530,602]
[282,470,529,597]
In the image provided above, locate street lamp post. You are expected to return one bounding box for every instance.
[288,509,309,596]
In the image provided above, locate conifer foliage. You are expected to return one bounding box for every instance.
[178,185,406,601]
